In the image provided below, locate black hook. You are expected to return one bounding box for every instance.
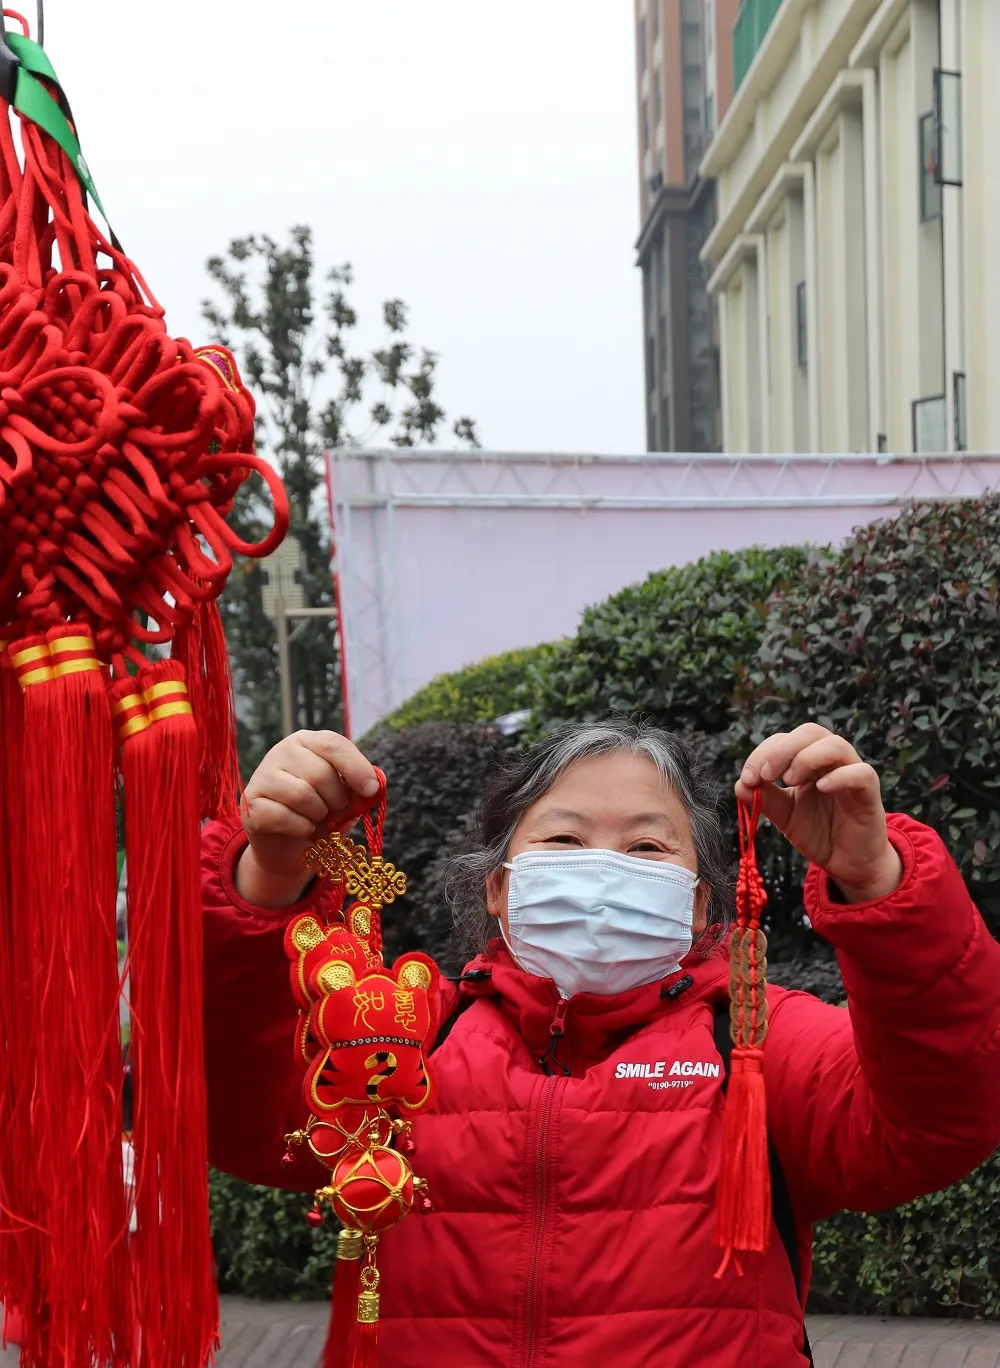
[0,12,19,106]
[36,0,43,49]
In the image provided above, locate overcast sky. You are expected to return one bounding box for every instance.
[42,0,644,453]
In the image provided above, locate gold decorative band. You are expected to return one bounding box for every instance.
[148,700,194,723]
[143,678,190,705]
[356,1291,380,1324]
[111,690,145,716]
[336,1229,363,1261]
[11,644,49,668]
[48,635,95,655]
[119,713,152,739]
[52,656,101,678]
[17,664,54,688]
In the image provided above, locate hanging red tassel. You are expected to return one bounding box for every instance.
[111,660,219,1368]
[354,1245,381,1368]
[0,629,31,1344]
[6,629,131,1367]
[322,1229,363,1368]
[172,599,242,821]
[715,787,772,1272]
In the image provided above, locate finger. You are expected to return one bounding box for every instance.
[740,723,832,787]
[734,777,795,831]
[782,735,861,788]
[282,743,352,816]
[814,762,883,805]
[293,731,380,798]
[252,770,330,825]
[241,794,316,839]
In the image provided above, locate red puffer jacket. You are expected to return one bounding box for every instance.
[203,815,1000,1368]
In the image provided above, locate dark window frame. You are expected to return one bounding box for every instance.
[795,281,808,371]
[932,68,963,187]
[919,112,943,221]
[953,371,968,452]
[912,393,948,454]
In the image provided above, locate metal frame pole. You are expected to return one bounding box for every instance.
[275,591,294,737]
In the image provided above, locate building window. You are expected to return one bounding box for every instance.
[658,313,669,375]
[653,2,660,42]
[932,69,963,186]
[660,396,671,451]
[954,372,968,451]
[912,394,948,454]
[647,336,656,392]
[642,98,650,154]
[639,16,647,72]
[919,113,943,221]
[705,0,715,57]
[704,91,717,139]
[795,282,808,370]
[653,67,662,127]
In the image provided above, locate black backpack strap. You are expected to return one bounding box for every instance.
[713,1006,814,1367]
[431,993,476,1053]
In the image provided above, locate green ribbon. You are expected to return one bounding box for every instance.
[5,33,108,221]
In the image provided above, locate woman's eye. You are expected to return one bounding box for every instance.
[547,834,582,846]
[630,842,664,854]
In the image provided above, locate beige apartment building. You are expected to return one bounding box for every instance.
[634,0,740,452]
[702,0,993,455]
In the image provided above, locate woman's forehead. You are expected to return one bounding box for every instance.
[526,752,692,831]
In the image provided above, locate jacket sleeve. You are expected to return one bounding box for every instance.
[763,814,1000,1223]
[201,818,328,1193]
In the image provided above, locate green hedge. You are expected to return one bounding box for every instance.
[210,1169,338,1300]
[527,545,813,738]
[811,1152,1000,1317]
[740,496,1000,933]
[377,644,559,732]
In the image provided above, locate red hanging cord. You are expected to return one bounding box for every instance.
[0,21,289,1366]
[715,787,772,1274]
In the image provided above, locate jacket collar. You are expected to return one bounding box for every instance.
[457,939,730,1073]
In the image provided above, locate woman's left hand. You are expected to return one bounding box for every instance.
[736,723,903,903]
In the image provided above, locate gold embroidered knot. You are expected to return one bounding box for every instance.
[346,855,407,909]
[304,831,364,883]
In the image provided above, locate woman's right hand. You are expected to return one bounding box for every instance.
[235,730,381,908]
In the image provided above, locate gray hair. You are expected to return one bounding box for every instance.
[445,717,736,963]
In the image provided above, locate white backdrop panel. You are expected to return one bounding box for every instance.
[326,451,1000,739]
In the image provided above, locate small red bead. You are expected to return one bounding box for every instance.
[306,1207,324,1228]
[281,1151,296,1171]
[419,1195,433,1213]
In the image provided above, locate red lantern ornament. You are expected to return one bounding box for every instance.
[327,1145,415,1235]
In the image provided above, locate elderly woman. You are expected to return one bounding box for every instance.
[203,719,1000,1368]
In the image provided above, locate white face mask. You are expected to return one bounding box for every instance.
[502,848,699,998]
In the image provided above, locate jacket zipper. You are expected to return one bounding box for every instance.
[522,1001,570,1368]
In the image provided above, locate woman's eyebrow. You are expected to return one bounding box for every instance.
[534,807,590,825]
[622,812,681,836]
[535,808,680,836]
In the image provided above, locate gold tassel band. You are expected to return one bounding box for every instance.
[337,1229,364,1261]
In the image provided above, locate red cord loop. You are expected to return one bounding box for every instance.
[0,107,287,653]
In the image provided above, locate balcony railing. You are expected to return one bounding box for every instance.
[733,0,785,92]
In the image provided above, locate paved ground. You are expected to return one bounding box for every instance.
[4,1304,1000,1364]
